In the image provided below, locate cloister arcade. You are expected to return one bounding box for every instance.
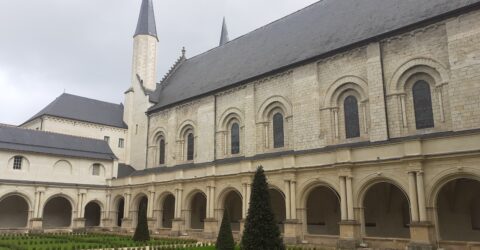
[0,173,479,248]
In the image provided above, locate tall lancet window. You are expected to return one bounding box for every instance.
[187,133,194,161]
[344,95,360,138]
[273,113,284,148]
[159,138,165,165]
[231,123,240,154]
[412,80,434,129]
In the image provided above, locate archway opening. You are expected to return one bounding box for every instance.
[162,194,175,228]
[85,202,101,227]
[116,198,124,227]
[269,188,286,233]
[0,195,29,228]
[363,182,410,238]
[43,197,72,228]
[223,191,242,232]
[190,193,206,230]
[135,196,148,228]
[306,186,340,235]
[437,178,480,242]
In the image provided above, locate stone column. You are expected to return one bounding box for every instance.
[121,192,132,230]
[338,174,360,250]
[102,193,112,227]
[204,184,218,239]
[30,188,45,231]
[416,172,427,222]
[290,181,297,220]
[73,190,87,231]
[171,188,184,236]
[147,189,156,230]
[285,180,291,220]
[339,176,347,221]
[408,171,419,222]
[408,171,434,250]
[283,177,300,245]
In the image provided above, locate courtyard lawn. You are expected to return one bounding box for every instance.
[0,233,204,250]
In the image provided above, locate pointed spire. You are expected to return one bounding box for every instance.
[219,17,230,46]
[134,0,158,39]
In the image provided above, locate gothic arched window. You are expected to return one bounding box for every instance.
[231,123,240,154]
[159,138,165,165]
[344,95,360,139]
[273,113,284,148]
[412,80,434,129]
[187,133,194,161]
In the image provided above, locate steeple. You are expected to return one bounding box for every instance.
[219,17,230,46]
[134,0,157,39]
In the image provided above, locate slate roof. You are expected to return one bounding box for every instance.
[23,93,127,129]
[0,125,116,160]
[149,0,480,112]
[117,163,136,178]
[134,0,157,39]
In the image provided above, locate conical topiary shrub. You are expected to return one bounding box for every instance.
[241,166,285,250]
[216,209,235,250]
[133,198,150,242]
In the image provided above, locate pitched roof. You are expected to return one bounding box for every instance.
[23,93,127,129]
[0,125,116,160]
[149,0,480,112]
[134,0,157,39]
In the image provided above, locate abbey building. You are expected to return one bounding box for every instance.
[2,0,480,249]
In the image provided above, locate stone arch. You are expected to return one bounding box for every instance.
[219,108,244,130]
[217,187,243,231]
[131,193,148,228]
[268,186,286,233]
[84,200,103,227]
[358,178,411,238]
[389,57,449,93]
[53,160,73,175]
[185,189,207,230]
[257,95,293,122]
[112,195,125,227]
[8,155,30,171]
[157,191,175,229]
[434,176,480,242]
[150,127,167,145]
[89,163,106,177]
[177,120,196,140]
[324,75,369,108]
[0,193,31,228]
[427,168,480,207]
[303,183,341,235]
[42,194,74,229]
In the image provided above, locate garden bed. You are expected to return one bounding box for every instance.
[0,233,208,250]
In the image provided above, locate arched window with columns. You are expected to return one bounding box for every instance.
[186,132,194,161]
[273,112,284,148]
[412,80,434,129]
[159,138,166,165]
[344,95,360,138]
[231,122,240,154]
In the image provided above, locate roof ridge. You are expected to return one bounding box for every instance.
[183,0,325,61]
[4,126,110,144]
[60,93,122,107]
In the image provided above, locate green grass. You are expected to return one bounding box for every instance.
[0,233,202,250]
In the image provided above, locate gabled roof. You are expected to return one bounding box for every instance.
[149,0,480,112]
[134,0,157,39]
[23,93,127,129]
[0,125,116,160]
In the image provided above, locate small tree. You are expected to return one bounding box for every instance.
[133,198,150,242]
[241,166,285,250]
[216,209,235,250]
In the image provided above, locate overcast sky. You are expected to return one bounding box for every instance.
[0,0,318,125]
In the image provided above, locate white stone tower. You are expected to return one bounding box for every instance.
[123,0,158,169]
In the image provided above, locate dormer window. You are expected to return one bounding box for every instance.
[13,156,23,170]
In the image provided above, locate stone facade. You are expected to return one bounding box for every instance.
[1,3,480,250]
